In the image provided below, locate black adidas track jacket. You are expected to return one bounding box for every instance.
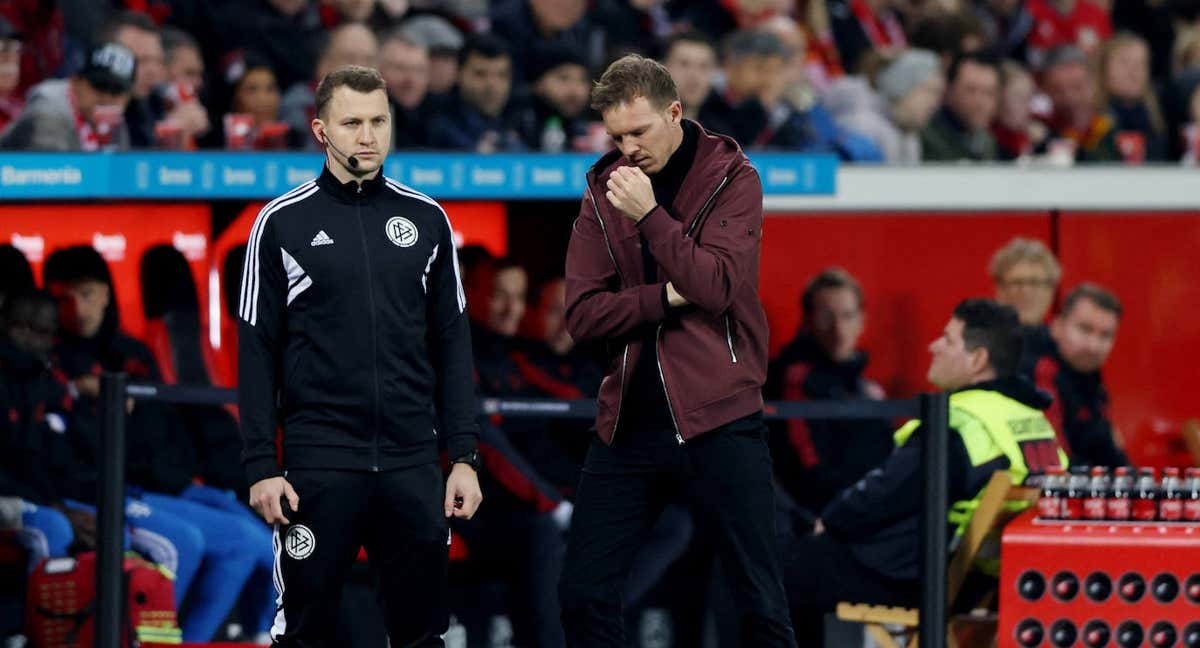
[237,167,479,485]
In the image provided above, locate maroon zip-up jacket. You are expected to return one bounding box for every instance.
[564,120,769,444]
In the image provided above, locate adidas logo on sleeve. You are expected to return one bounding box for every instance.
[310,230,334,246]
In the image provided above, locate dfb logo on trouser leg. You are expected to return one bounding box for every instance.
[285,525,316,560]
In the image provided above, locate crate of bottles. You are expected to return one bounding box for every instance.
[998,467,1200,648]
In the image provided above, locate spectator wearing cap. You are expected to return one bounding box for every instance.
[379,29,434,149]
[921,52,1000,161]
[824,48,944,164]
[0,16,21,134]
[489,0,606,83]
[280,22,379,150]
[428,33,527,152]
[700,28,882,159]
[101,11,209,150]
[0,42,134,151]
[1040,45,1121,163]
[1025,0,1111,67]
[515,43,600,151]
[397,14,464,96]
[663,31,719,122]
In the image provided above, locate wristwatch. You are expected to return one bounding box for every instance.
[450,449,482,472]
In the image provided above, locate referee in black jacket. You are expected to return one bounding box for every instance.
[237,65,482,648]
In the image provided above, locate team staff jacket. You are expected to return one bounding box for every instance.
[238,167,479,485]
[820,376,1065,582]
[564,120,770,443]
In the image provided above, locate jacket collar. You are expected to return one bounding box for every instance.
[956,375,1052,411]
[316,164,386,203]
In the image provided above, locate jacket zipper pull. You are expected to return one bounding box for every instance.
[676,432,684,445]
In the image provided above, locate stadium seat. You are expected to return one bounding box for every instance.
[1125,418,1195,469]
[836,471,1040,648]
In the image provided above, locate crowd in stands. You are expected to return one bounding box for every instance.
[2,0,1200,162]
[0,230,1129,644]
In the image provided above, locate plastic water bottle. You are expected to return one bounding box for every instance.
[1038,466,1066,519]
[1063,465,1089,520]
[444,615,467,648]
[1084,466,1110,520]
[541,117,567,153]
[1159,467,1184,521]
[1132,467,1159,522]
[1107,466,1133,520]
[1183,468,1200,522]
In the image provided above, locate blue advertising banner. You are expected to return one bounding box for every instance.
[0,152,836,200]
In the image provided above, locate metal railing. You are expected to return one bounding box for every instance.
[96,373,949,648]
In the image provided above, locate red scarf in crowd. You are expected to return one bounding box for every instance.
[849,0,906,52]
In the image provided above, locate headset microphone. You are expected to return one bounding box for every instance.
[321,132,359,169]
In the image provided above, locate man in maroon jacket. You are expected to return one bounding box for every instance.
[558,54,796,647]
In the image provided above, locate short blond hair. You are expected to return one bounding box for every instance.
[988,237,1061,285]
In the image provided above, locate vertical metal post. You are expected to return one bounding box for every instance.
[98,372,127,648]
[919,391,950,648]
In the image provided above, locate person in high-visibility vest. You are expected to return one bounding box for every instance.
[782,298,1065,647]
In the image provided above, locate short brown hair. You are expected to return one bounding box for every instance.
[1061,283,1123,320]
[590,54,678,114]
[314,65,386,119]
[989,237,1062,285]
[802,267,863,322]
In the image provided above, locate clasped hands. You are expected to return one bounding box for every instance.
[605,166,688,309]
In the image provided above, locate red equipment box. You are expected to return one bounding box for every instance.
[999,509,1200,647]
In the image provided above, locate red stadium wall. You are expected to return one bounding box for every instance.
[1055,212,1200,466]
[758,211,1200,465]
[0,204,212,341]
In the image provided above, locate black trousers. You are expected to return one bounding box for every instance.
[559,415,797,647]
[272,465,449,648]
[783,533,920,647]
[451,485,566,648]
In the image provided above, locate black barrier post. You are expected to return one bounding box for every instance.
[98,373,127,648]
[919,391,949,648]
